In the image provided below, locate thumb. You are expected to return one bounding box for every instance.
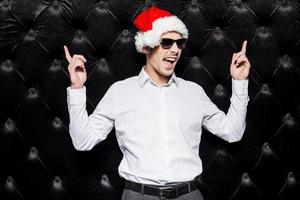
[231,53,237,67]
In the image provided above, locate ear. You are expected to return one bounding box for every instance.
[142,46,151,54]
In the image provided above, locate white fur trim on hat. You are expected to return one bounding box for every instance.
[134,16,188,53]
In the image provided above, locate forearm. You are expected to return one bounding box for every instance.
[67,85,116,150]
[221,79,249,142]
[67,86,103,151]
[202,79,249,142]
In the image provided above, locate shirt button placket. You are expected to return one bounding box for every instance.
[160,87,170,178]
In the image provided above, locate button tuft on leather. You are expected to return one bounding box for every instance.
[27,88,39,99]
[190,56,202,69]
[216,84,223,91]
[5,176,15,191]
[53,117,63,129]
[278,1,293,12]
[1,60,14,73]
[98,1,106,8]
[28,147,39,160]
[215,26,221,32]
[214,84,226,97]
[282,113,295,127]
[287,171,296,185]
[3,0,10,7]
[261,84,271,95]
[49,59,62,72]
[216,149,226,156]
[279,55,292,70]
[99,58,107,64]
[74,29,87,44]
[122,29,129,36]
[262,142,273,154]
[262,84,268,90]
[53,176,63,190]
[4,118,15,133]
[213,32,225,41]
[52,0,59,8]
[191,0,198,6]
[145,0,152,6]
[26,29,37,40]
[242,173,251,185]
[256,26,271,39]
[100,174,112,190]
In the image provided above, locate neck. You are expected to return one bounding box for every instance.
[144,63,171,86]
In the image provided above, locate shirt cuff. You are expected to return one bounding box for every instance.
[67,86,86,106]
[232,78,249,96]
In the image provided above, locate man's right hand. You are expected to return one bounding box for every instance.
[64,45,87,89]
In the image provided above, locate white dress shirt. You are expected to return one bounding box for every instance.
[67,66,249,185]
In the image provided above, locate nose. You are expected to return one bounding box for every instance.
[169,42,180,54]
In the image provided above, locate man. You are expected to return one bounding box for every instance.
[65,6,250,200]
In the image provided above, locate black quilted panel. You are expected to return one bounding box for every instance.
[1,0,299,200]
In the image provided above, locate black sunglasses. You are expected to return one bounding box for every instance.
[160,38,187,49]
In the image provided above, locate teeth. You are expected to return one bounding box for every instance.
[164,58,176,62]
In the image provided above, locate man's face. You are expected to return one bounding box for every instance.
[144,31,184,83]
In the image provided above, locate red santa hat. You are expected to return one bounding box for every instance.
[133,6,188,53]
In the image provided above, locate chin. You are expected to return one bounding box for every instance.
[162,70,174,77]
[162,64,175,72]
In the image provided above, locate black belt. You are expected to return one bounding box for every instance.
[124,178,199,199]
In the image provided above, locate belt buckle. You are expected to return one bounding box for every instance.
[159,187,177,199]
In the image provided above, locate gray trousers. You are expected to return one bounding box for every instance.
[121,188,204,200]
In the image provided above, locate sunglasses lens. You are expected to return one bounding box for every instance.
[161,39,174,49]
[177,39,187,49]
[160,38,187,49]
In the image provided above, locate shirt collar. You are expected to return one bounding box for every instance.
[138,66,179,88]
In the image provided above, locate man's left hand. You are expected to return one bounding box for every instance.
[230,40,251,80]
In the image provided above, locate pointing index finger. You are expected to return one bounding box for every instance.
[241,40,247,54]
[64,45,72,63]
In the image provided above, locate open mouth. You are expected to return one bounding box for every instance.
[163,57,177,65]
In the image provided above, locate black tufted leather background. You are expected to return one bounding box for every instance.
[1,0,300,200]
